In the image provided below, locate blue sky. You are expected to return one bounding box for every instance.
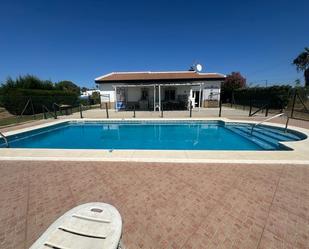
[0,0,308,88]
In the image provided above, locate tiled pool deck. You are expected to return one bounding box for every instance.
[1,161,308,249]
[1,112,309,248]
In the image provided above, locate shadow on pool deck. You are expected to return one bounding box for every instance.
[0,161,308,249]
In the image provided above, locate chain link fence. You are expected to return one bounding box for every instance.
[286,88,309,120]
[226,87,309,121]
[0,89,308,128]
[0,95,100,127]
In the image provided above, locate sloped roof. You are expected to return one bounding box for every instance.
[95,71,226,83]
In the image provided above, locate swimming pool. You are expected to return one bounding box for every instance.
[0,120,306,150]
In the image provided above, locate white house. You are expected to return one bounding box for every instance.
[80,89,102,97]
[95,70,226,111]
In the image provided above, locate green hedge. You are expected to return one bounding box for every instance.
[234,85,292,109]
[0,88,79,115]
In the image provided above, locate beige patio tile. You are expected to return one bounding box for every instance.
[25,163,76,248]
[0,164,28,249]
[258,230,294,249]
[273,181,309,221]
[218,188,272,227]
[265,205,309,248]
[234,175,278,203]
[145,193,217,248]
[122,215,158,249]
[281,164,309,181]
[0,161,308,249]
[182,206,264,249]
[237,164,283,185]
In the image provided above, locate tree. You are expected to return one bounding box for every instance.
[221,72,246,102]
[293,47,309,87]
[55,80,80,95]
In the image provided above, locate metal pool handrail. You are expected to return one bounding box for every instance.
[0,131,9,148]
[250,112,289,135]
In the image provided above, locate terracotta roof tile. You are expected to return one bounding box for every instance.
[95,71,225,83]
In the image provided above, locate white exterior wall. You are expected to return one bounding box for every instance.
[202,81,221,101]
[81,90,104,97]
[98,80,222,106]
[98,83,116,103]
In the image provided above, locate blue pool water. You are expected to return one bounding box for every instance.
[0,121,305,150]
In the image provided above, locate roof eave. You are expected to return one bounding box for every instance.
[95,77,226,84]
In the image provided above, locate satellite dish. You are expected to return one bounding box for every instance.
[195,64,203,72]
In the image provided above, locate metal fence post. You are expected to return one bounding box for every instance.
[249,99,252,116]
[79,104,83,118]
[42,106,47,119]
[290,91,297,118]
[105,103,109,119]
[189,101,192,117]
[53,104,57,119]
[161,106,163,118]
[296,91,309,113]
[30,97,36,119]
[133,105,136,118]
[219,100,222,117]
[284,117,290,132]
[265,106,269,117]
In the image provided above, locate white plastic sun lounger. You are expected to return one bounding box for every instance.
[29,202,123,249]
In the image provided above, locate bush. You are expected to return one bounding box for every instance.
[2,75,54,90]
[0,88,79,115]
[90,91,101,105]
[55,81,81,95]
[0,75,80,115]
[234,85,292,109]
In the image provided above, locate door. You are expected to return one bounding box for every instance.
[193,91,200,107]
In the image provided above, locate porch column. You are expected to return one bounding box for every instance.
[114,86,117,111]
[189,89,193,110]
[153,85,156,111]
[125,87,128,106]
[198,84,202,111]
[158,84,161,112]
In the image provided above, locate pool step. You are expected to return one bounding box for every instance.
[225,126,277,150]
[239,126,299,142]
[0,138,6,148]
[255,126,301,140]
[233,126,282,147]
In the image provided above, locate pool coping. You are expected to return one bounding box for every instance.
[1,118,309,164]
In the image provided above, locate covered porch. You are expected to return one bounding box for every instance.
[114,83,204,111]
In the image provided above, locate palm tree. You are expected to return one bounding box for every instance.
[293,47,309,87]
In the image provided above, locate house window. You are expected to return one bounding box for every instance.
[165,89,176,101]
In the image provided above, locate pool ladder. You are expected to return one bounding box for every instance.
[250,112,290,135]
[0,131,9,148]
